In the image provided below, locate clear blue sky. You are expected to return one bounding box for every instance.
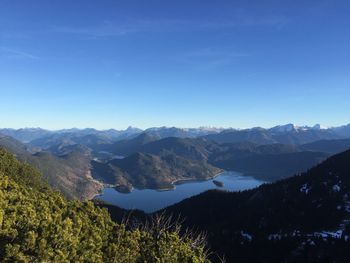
[0,0,349,130]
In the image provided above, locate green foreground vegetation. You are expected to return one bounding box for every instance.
[0,148,208,262]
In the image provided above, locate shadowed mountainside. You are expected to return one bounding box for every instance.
[162,149,350,262]
[92,151,222,191]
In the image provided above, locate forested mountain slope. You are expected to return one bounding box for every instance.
[92,151,221,191]
[302,139,350,154]
[0,148,209,262]
[163,149,350,262]
[0,135,100,199]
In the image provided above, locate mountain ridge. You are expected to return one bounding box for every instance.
[2,123,350,145]
[2,126,350,200]
[161,148,350,262]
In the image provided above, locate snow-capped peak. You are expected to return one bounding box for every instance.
[311,124,327,130]
[270,123,328,133]
[270,123,298,133]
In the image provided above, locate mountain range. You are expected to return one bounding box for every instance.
[1,123,350,199]
[2,123,350,145]
[204,124,348,145]
[1,124,350,261]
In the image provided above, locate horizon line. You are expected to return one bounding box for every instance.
[0,123,349,132]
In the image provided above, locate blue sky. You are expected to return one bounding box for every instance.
[0,0,349,130]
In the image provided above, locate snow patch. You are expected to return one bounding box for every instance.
[240,231,253,242]
[314,230,343,239]
[332,184,341,192]
[300,184,311,194]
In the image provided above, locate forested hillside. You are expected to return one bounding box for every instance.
[0,148,208,262]
[0,135,101,200]
[163,149,350,262]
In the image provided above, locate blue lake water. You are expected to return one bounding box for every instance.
[96,171,265,213]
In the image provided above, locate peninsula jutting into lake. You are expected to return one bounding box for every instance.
[96,171,264,212]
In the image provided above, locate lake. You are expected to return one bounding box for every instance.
[95,171,265,213]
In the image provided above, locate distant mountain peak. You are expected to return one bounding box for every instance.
[126,126,142,131]
[269,123,328,133]
[270,123,298,133]
[312,124,327,130]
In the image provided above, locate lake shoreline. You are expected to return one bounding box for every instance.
[95,171,265,213]
[114,170,226,193]
[168,170,225,190]
[89,170,260,200]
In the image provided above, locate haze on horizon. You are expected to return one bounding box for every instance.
[1,0,349,130]
[0,123,347,133]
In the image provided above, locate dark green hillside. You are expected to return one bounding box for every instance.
[94,133,161,156]
[0,148,209,262]
[92,152,222,190]
[91,136,222,191]
[302,139,350,154]
[141,137,213,162]
[210,150,328,181]
[208,142,328,181]
[163,149,350,262]
[0,148,45,189]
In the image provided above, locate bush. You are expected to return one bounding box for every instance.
[0,148,209,262]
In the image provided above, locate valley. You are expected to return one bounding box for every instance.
[1,124,350,202]
[3,125,350,262]
[3,2,349,261]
